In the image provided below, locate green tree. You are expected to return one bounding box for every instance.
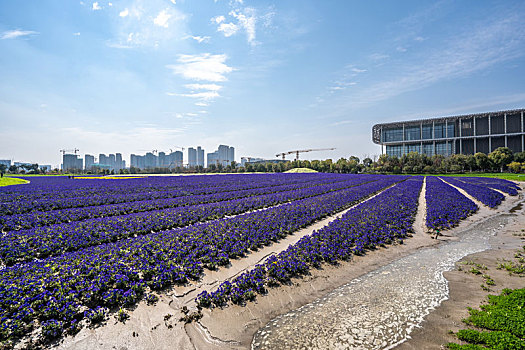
[474,152,491,172]
[507,161,523,173]
[488,147,513,172]
[465,155,477,172]
[514,151,525,163]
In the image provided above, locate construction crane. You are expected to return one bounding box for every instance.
[169,146,185,153]
[276,148,336,160]
[60,148,79,155]
[137,149,158,155]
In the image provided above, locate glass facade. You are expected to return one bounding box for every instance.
[406,143,420,153]
[446,123,455,137]
[422,124,433,139]
[404,126,420,141]
[386,145,403,157]
[435,141,452,156]
[434,123,446,138]
[382,128,403,142]
[422,143,434,156]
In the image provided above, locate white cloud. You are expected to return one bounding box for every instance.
[92,2,101,10]
[230,8,256,45]
[369,53,389,61]
[212,15,225,24]
[396,46,407,52]
[189,35,210,43]
[184,83,222,91]
[350,68,367,73]
[73,32,81,36]
[218,22,238,37]
[169,91,220,100]
[167,53,233,82]
[108,2,113,6]
[119,8,129,17]
[170,0,176,4]
[154,9,171,28]
[1,29,39,40]
[195,102,209,107]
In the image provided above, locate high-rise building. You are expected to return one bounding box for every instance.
[197,146,204,167]
[207,151,219,167]
[85,154,95,170]
[130,154,145,169]
[145,152,157,168]
[168,151,183,167]
[373,108,525,157]
[62,154,83,171]
[188,148,197,167]
[99,154,108,167]
[115,153,123,171]
[228,146,235,164]
[158,152,167,167]
[207,144,235,167]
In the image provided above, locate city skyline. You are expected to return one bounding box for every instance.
[1,1,525,165]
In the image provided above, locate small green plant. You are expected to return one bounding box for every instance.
[116,308,129,323]
[447,288,525,349]
[482,274,495,286]
[481,284,490,292]
[469,267,482,275]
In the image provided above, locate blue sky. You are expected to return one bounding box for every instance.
[1,0,525,167]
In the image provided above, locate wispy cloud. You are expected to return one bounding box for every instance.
[166,53,233,82]
[1,29,39,40]
[92,2,101,10]
[184,83,222,91]
[187,35,210,43]
[107,1,187,48]
[212,6,261,46]
[353,12,525,106]
[167,91,220,100]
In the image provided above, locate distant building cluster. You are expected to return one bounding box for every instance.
[130,151,183,169]
[207,145,235,167]
[4,144,239,173]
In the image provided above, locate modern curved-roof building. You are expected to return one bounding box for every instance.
[372,109,525,157]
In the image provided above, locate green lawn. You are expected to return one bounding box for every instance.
[0,177,29,187]
[425,173,525,181]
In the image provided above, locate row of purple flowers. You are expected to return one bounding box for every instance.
[196,176,423,308]
[0,175,368,232]
[0,174,348,215]
[0,176,383,265]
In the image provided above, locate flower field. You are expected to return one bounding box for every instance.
[0,174,519,347]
